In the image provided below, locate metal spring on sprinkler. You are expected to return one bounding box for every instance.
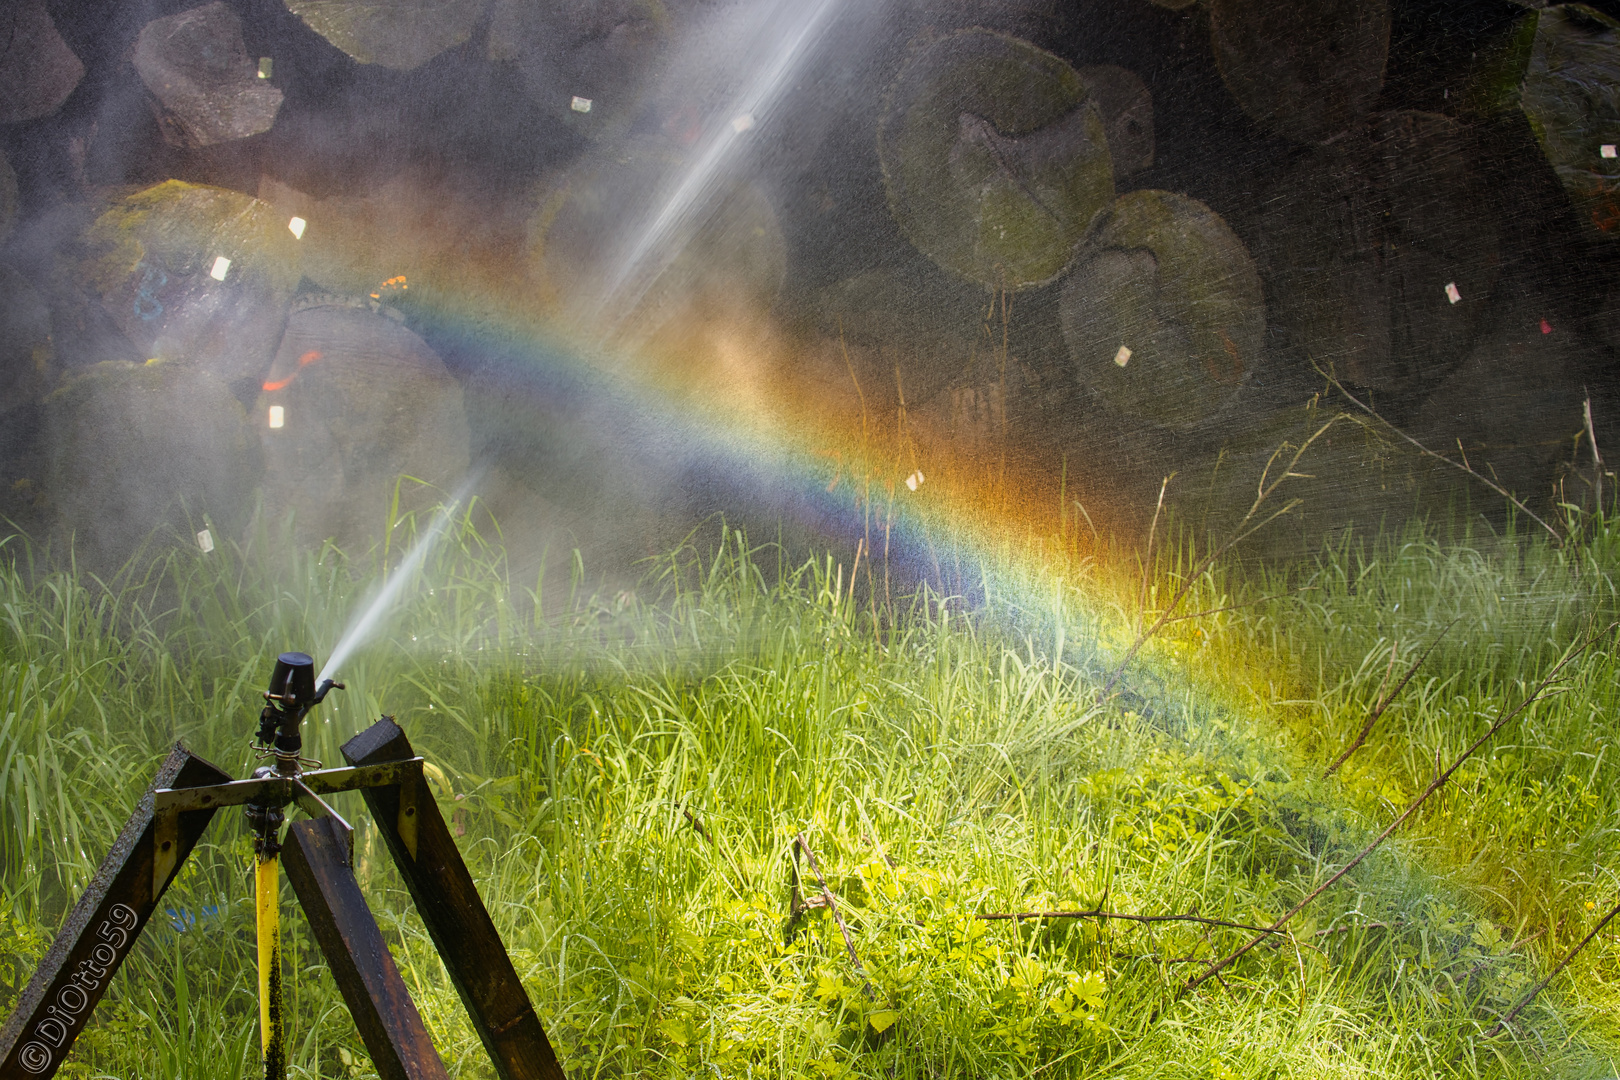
[248,738,322,772]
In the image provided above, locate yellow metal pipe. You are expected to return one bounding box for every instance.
[256,853,285,1080]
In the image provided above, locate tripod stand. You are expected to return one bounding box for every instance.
[0,652,564,1080]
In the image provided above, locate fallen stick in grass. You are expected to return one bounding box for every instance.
[1185,623,1613,994]
[975,908,1281,936]
[681,805,712,843]
[1324,624,1454,777]
[1486,896,1620,1038]
[794,833,876,999]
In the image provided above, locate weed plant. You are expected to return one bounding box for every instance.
[2,507,1619,1078]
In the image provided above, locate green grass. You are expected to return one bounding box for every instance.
[3,506,1620,1078]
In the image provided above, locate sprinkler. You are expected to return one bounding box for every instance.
[245,652,343,1080]
[0,651,565,1080]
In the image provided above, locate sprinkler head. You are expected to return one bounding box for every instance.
[254,650,344,769]
[267,652,316,709]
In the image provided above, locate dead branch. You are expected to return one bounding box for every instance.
[975,908,1282,936]
[1324,623,1455,777]
[1314,921,1393,937]
[1186,624,1612,994]
[1584,393,1605,513]
[795,833,876,999]
[1318,367,1563,545]
[1487,899,1620,1037]
[681,806,712,844]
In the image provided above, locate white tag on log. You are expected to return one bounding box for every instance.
[1114,345,1132,367]
[210,256,231,281]
[1445,282,1461,305]
[570,96,592,113]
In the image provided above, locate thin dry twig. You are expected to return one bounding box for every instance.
[1186,624,1612,994]
[681,806,712,844]
[1314,921,1394,937]
[1318,367,1563,544]
[1584,392,1605,512]
[1102,414,1346,696]
[1487,899,1620,1037]
[1324,623,1455,777]
[1136,476,1173,636]
[975,908,1283,936]
[795,833,876,999]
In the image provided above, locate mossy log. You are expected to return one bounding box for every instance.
[879,29,1115,289]
[1060,190,1265,432]
[283,0,488,71]
[1210,0,1390,144]
[256,300,470,551]
[1520,5,1620,240]
[530,139,786,332]
[80,181,302,387]
[1254,111,1500,402]
[44,359,261,570]
[0,1,84,124]
[134,3,283,148]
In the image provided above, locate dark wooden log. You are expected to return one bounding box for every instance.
[1077,66,1154,183]
[0,747,232,1079]
[133,3,284,148]
[0,1,84,124]
[342,718,565,1080]
[1210,0,1390,145]
[1414,303,1593,507]
[79,181,302,387]
[283,0,488,71]
[282,816,450,1080]
[1253,110,1501,403]
[878,29,1115,289]
[1520,5,1620,240]
[44,359,261,571]
[256,298,470,552]
[1060,189,1265,431]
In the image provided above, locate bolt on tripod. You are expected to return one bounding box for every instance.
[0,651,565,1080]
